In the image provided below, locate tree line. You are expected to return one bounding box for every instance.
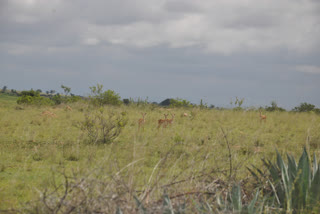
[1,85,319,113]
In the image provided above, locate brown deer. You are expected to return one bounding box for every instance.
[138,113,147,131]
[259,110,266,122]
[165,113,175,127]
[42,110,57,118]
[157,114,168,128]
[66,105,72,111]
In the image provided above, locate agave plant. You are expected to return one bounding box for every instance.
[215,184,264,214]
[250,148,320,213]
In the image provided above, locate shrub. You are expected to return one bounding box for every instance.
[265,101,286,112]
[231,97,245,111]
[20,89,40,97]
[50,94,62,105]
[17,90,54,106]
[1,86,7,93]
[123,98,130,105]
[169,98,192,108]
[67,95,82,103]
[89,84,122,106]
[292,102,319,113]
[80,108,127,144]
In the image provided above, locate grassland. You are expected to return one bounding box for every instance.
[0,93,320,212]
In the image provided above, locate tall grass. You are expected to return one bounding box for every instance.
[0,97,320,212]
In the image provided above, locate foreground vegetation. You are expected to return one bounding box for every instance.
[0,90,320,213]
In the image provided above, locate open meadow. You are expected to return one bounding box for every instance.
[1,93,320,213]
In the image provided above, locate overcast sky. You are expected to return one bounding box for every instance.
[1,0,320,109]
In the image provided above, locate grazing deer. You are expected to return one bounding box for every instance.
[259,110,266,122]
[138,113,147,131]
[165,113,175,127]
[157,114,168,129]
[183,112,188,117]
[42,110,57,118]
[66,105,72,111]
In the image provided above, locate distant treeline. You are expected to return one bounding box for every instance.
[1,84,319,113]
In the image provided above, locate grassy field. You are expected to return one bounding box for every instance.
[0,93,320,212]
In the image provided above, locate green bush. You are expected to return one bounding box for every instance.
[67,95,82,103]
[20,89,40,97]
[292,102,319,113]
[170,98,192,108]
[265,101,286,112]
[51,94,62,105]
[17,90,54,106]
[89,84,122,106]
[80,108,127,144]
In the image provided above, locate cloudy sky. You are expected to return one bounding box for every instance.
[1,0,320,109]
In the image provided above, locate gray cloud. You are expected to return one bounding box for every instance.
[1,0,320,108]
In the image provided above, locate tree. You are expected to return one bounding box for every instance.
[231,97,245,111]
[17,89,53,105]
[2,86,7,93]
[169,98,192,108]
[123,99,130,105]
[20,89,40,97]
[200,99,208,109]
[265,101,286,112]
[292,102,316,112]
[61,85,71,96]
[89,84,121,106]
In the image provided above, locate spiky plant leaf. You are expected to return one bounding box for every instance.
[294,148,310,209]
[162,193,174,214]
[247,189,260,214]
[231,184,242,212]
[313,153,318,179]
[115,207,123,214]
[205,202,213,213]
[277,151,292,212]
[262,158,286,204]
[309,163,320,209]
[196,201,213,214]
[268,179,281,205]
[134,195,147,214]
[287,153,297,183]
[263,159,280,184]
[251,164,265,177]
[247,164,266,185]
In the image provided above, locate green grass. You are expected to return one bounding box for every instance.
[0,95,320,211]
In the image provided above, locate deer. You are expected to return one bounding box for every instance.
[165,113,175,127]
[66,105,72,111]
[138,113,147,131]
[42,110,57,118]
[157,114,168,129]
[259,110,266,122]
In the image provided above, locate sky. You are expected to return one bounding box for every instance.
[1,0,320,109]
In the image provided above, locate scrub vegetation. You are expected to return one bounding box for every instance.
[0,86,320,213]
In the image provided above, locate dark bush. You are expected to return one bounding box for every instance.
[265,101,286,112]
[292,102,319,112]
